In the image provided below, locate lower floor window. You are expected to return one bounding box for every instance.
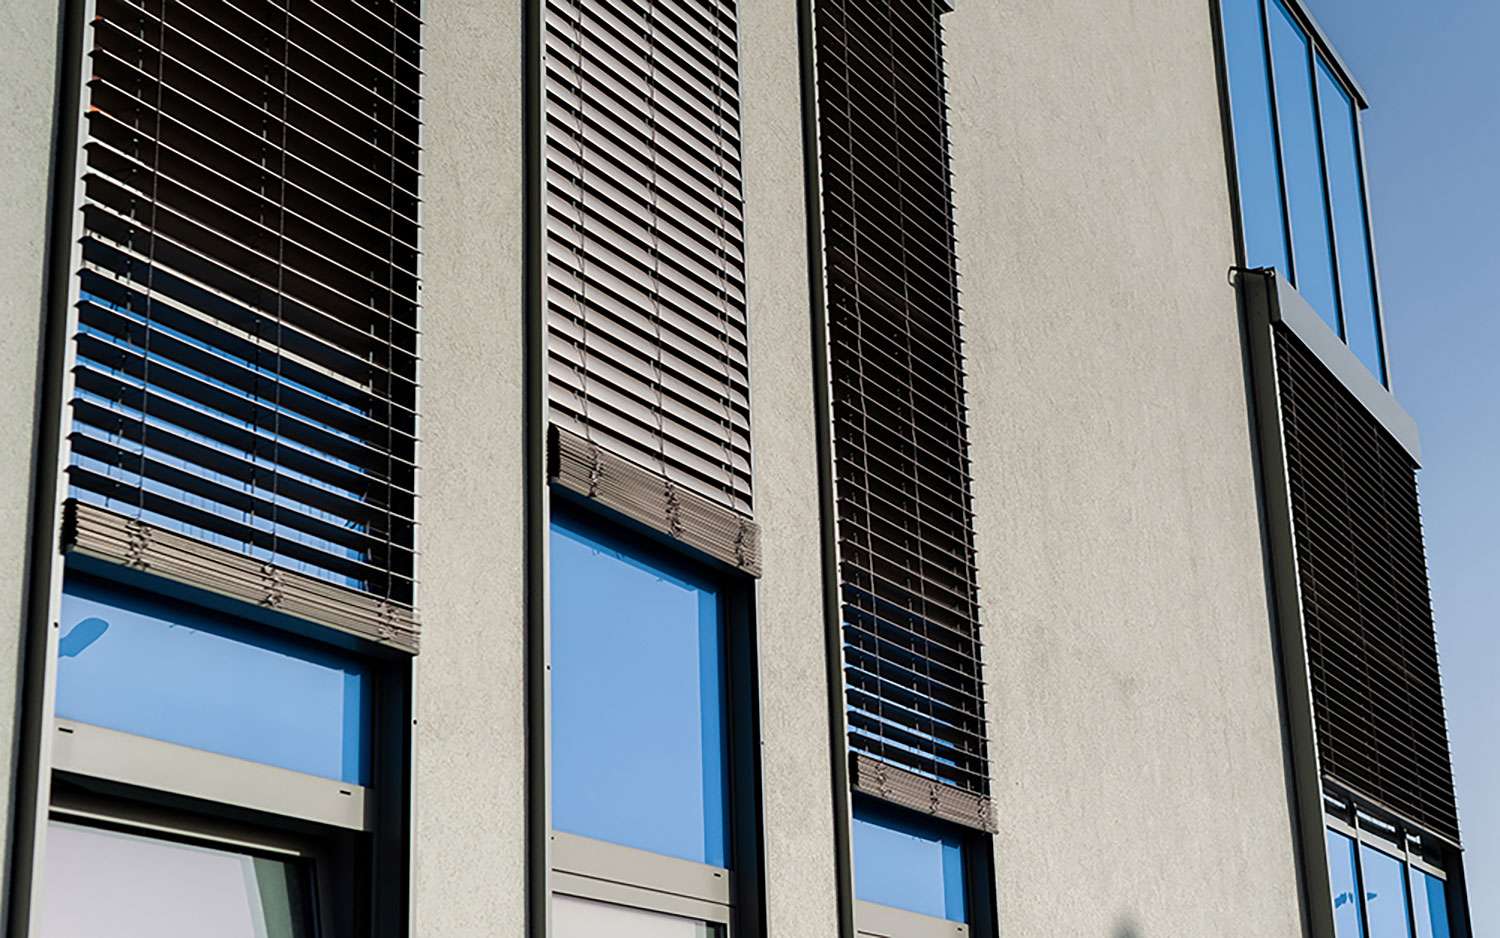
[1326,821,1455,938]
[852,798,968,924]
[41,819,313,937]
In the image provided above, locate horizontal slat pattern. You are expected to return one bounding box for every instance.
[64,499,418,650]
[544,0,753,520]
[549,426,760,575]
[1276,327,1459,843]
[65,0,421,617]
[813,0,990,807]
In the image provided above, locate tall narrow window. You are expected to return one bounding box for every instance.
[808,0,996,932]
[539,0,760,928]
[550,512,729,867]
[1220,0,1389,384]
[1267,0,1339,329]
[548,507,743,930]
[1222,0,1290,274]
[43,3,422,934]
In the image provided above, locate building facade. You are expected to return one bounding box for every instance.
[0,0,1471,936]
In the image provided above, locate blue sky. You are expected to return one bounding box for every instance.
[1303,0,1500,928]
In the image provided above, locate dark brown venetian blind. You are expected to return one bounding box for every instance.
[63,0,421,647]
[811,0,991,830]
[543,0,753,534]
[1276,326,1459,843]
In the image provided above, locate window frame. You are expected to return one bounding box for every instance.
[543,496,765,937]
[848,794,996,938]
[48,781,355,937]
[1325,793,1466,938]
[1216,0,1392,387]
[43,564,414,938]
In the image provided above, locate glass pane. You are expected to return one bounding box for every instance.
[1360,843,1414,938]
[40,821,311,938]
[852,799,967,922]
[554,895,718,937]
[1223,0,1291,273]
[56,576,369,784]
[1269,0,1341,332]
[1327,829,1367,938]
[1316,57,1386,382]
[551,513,729,866]
[1409,867,1451,938]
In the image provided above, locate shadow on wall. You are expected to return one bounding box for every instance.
[1113,920,1143,938]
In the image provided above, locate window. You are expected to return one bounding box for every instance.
[1220,0,1388,383]
[58,575,369,784]
[1409,868,1452,938]
[40,819,314,937]
[1327,828,1365,938]
[551,511,728,865]
[47,571,408,938]
[1324,813,1459,938]
[549,506,745,930]
[852,799,967,925]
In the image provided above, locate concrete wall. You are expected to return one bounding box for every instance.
[0,2,63,926]
[413,2,528,933]
[945,2,1307,935]
[740,2,843,936]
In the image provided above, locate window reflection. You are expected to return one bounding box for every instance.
[1359,843,1414,938]
[852,799,967,922]
[1409,867,1451,938]
[1326,829,1366,938]
[550,511,730,866]
[57,575,370,783]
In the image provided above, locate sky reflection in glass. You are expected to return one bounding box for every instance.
[550,511,729,867]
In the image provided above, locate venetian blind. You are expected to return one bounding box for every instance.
[811,0,992,831]
[63,0,421,648]
[1277,327,1459,844]
[543,0,755,548]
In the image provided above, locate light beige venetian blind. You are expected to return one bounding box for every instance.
[543,0,754,540]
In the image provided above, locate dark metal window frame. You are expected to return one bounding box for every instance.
[45,560,415,937]
[540,498,765,937]
[849,792,994,938]
[1216,0,1392,387]
[48,784,353,937]
[1324,788,1471,938]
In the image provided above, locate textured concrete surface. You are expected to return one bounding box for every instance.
[413,3,528,933]
[0,3,62,925]
[945,2,1307,935]
[740,1,843,935]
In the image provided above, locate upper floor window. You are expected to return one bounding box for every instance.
[1221,0,1388,384]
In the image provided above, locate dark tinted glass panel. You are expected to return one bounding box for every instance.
[1317,58,1385,381]
[852,799,966,922]
[1361,843,1414,938]
[1223,0,1291,273]
[1269,0,1341,331]
[1327,828,1367,938]
[41,821,311,937]
[1409,867,1451,938]
[550,513,729,866]
[57,576,369,783]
